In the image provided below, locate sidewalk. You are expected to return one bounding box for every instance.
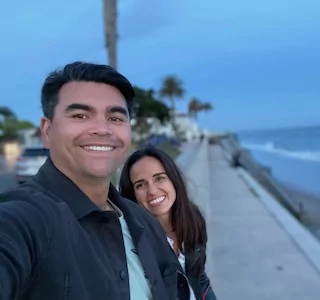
[182,142,320,300]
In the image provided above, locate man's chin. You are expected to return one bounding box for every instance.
[84,167,117,180]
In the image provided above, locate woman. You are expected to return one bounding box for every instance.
[119,147,217,300]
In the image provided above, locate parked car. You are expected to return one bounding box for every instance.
[15,145,50,184]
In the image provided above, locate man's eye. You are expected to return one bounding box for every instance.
[110,117,123,122]
[72,114,87,119]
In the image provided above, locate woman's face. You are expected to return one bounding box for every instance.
[129,156,176,218]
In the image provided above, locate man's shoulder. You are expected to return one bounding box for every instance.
[0,183,53,259]
[0,182,53,226]
[121,197,166,240]
[120,197,182,274]
[122,198,160,225]
[1,183,36,204]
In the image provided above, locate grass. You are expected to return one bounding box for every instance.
[157,142,181,160]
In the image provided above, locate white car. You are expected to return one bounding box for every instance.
[15,145,50,184]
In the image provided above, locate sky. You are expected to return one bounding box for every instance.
[0,0,319,132]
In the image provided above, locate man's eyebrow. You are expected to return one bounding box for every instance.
[108,106,129,117]
[64,103,93,113]
[64,103,128,117]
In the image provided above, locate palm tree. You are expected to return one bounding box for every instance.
[0,107,18,142]
[103,0,117,69]
[188,97,202,120]
[0,107,15,120]
[0,107,16,132]
[0,107,35,142]
[201,102,214,113]
[159,75,185,112]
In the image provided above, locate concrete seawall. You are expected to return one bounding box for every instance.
[220,133,320,239]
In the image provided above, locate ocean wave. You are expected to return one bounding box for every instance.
[242,142,320,162]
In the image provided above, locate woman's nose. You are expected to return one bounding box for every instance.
[147,182,158,196]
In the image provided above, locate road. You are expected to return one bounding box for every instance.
[0,172,17,193]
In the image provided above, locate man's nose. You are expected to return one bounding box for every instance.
[88,118,112,136]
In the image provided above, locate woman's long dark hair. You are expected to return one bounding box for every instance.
[119,147,207,255]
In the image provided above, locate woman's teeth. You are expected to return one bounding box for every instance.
[149,196,165,205]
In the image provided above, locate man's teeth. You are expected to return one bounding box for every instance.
[149,196,165,204]
[82,146,115,151]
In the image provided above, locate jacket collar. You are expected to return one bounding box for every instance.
[185,244,203,273]
[34,158,144,235]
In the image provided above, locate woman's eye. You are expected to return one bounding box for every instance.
[156,176,166,182]
[135,183,144,189]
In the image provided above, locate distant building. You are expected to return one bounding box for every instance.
[18,128,41,147]
[174,113,202,140]
[131,111,206,142]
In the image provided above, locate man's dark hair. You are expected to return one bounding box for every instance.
[119,147,208,261]
[41,61,135,120]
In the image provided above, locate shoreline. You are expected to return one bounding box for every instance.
[216,133,320,240]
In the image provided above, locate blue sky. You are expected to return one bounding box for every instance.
[0,0,319,131]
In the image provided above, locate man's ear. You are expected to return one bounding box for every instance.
[40,117,51,148]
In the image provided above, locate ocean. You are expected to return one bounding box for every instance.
[237,125,320,197]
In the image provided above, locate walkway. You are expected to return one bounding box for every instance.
[180,142,320,300]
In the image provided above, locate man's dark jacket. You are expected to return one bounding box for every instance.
[0,159,190,299]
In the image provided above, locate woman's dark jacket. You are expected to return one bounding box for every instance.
[185,245,217,300]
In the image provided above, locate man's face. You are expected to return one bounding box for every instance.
[41,81,131,181]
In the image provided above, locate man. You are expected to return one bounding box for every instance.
[0,62,189,299]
